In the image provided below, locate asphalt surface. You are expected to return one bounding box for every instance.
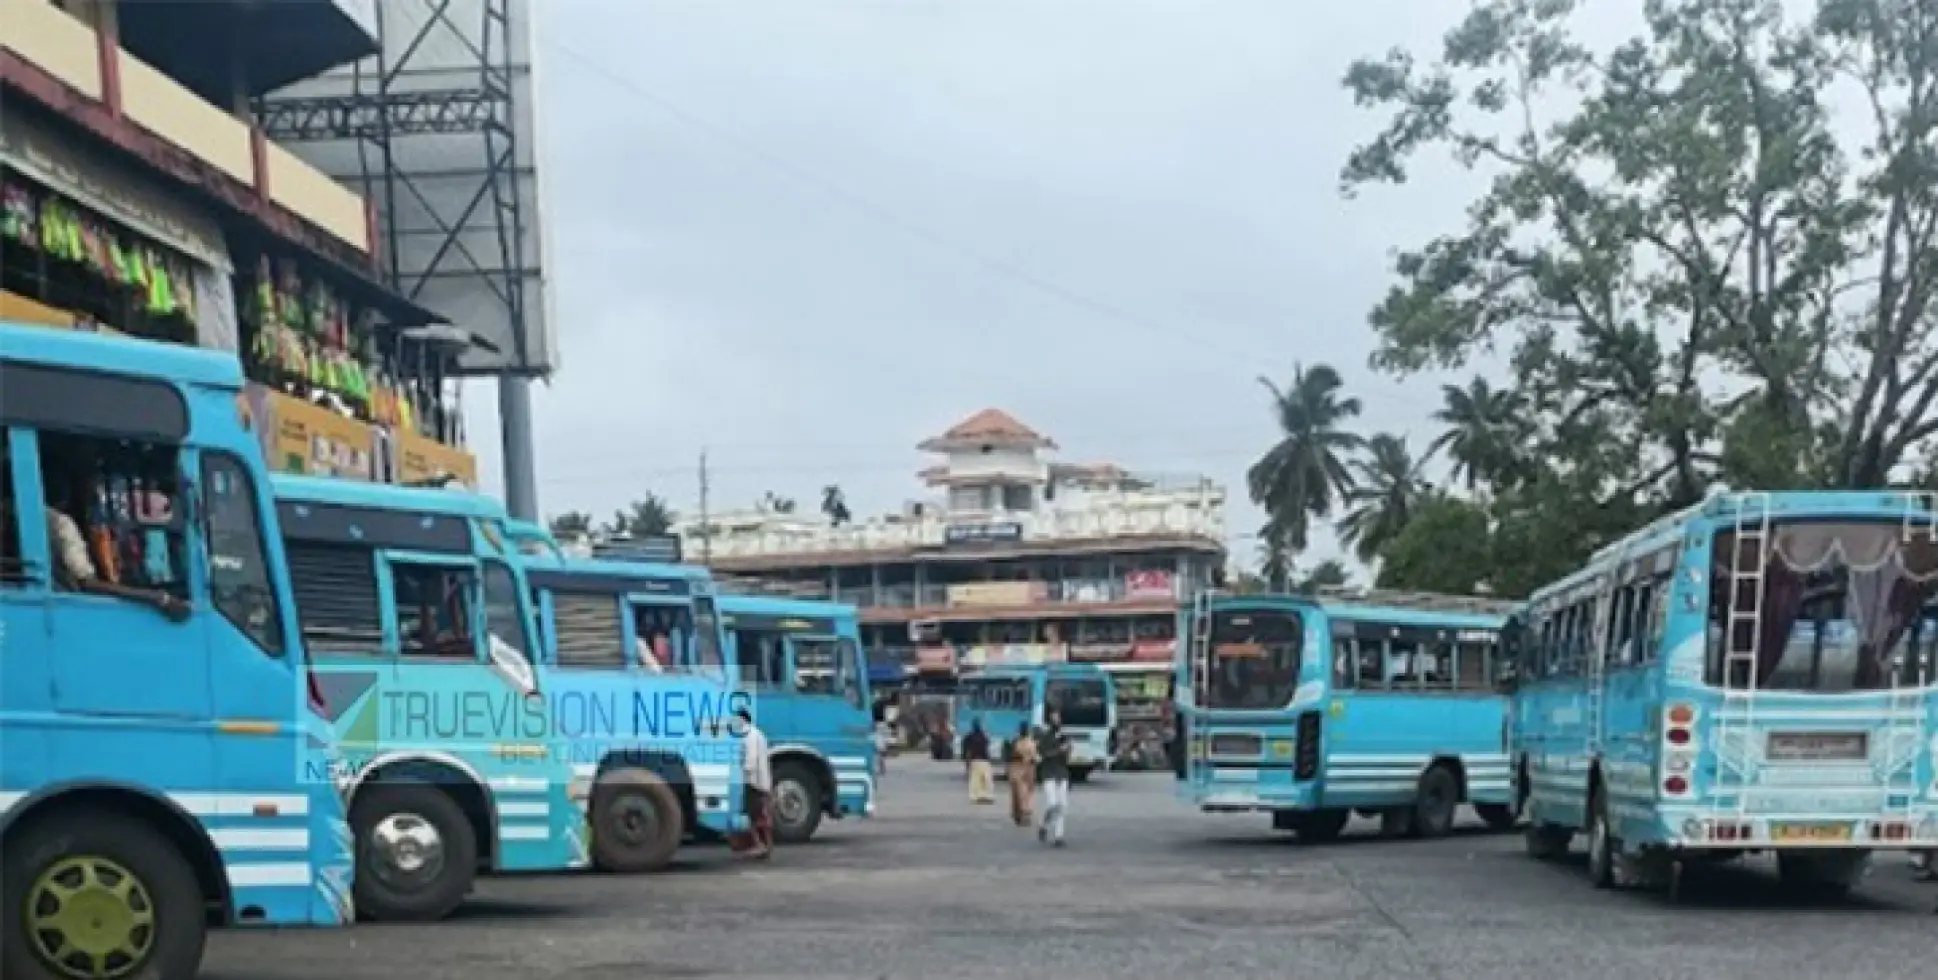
[205,760,1938,979]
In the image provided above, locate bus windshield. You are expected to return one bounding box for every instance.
[1045,678,1109,727]
[961,677,1031,713]
[1710,522,1938,691]
[1206,608,1303,709]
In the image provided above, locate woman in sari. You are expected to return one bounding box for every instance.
[1008,721,1038,827]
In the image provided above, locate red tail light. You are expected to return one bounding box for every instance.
[1663,775,1689,794]
[306,669,328,717]
[1666,727,1690,745]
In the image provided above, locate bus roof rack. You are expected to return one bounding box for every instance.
[1314,586,1520,616]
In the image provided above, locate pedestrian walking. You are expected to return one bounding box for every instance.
[738,706,775,859]
[1008,721,1038,827]
[1035,709,1072,847]
[963,720,995,804]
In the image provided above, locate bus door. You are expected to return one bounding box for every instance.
[724,620,796,737]
[17,425,214,723]
[786,632,866,743]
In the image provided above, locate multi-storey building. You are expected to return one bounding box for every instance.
[3,0,480,484]
[678,409,1226,765]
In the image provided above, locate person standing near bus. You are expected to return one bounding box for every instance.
[963,720,995,804]
[1036,709,1072,847]
[738,706,774,859]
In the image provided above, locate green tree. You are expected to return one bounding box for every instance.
[760,491,798,515]
[1429,377,1530,493]
[1375,495,1495,595]
[1293,558,1354,595]
[548,510,594,538]
[609,494,674,538]
[1342,0,1938,501]
[1335,433,1430,563]
[821,485,852,526]
[1248,363,1365,557]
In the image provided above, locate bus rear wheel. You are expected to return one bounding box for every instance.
[3,809,206,980]
[352,784,477,921]
[1295,809,1350,843]
[590,770,684,872]
[1411,765,1461,839]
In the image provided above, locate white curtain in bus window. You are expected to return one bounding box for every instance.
[1733,524,1938,691]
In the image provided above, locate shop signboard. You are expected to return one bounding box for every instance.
[1124,570,1176,600]
[1130,640,1176,662]
[915,646,957,673]
[397,429,480,489]
[1066,643,1129,662]
[945,581,1045,608]
[943,521,1023,547]
[248,386,377,481]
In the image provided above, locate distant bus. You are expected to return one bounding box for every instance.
[1,323,350,980]
[718,595,877,842]
[271,476,584,921]
[957,663,1117,783]
[1173,590,1517,841]
[1510,491,1938,896]
[516,544,750,863]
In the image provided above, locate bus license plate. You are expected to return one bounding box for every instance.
[1771,823,1852,843]
[1767,731,1867,762]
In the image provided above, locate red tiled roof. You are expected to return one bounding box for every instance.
[918,408,1057,451]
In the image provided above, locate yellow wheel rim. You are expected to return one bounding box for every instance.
[25,856,157,980]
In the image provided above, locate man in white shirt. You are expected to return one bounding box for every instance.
[738,706,774,858]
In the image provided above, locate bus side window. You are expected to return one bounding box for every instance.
[285,541,385,655]
[1603,587,1632,668]
[391,562,479,661]
[202,451,283,655]
[1332,637,1356,689]
[1355,637,1386,689]
[0,430,28,586]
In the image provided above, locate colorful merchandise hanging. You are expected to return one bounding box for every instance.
[0,177,201,332]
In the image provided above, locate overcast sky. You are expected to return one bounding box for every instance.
[456,0,1639,572]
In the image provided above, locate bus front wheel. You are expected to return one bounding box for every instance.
[352,783,477,921]
[3,808,208,980]
[1411,766,1461,839]
[590,770,684,872]
[771,760,825,845]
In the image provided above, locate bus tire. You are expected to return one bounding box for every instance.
[1524,822,1572,860]
[1070,766,1093,784]
[1586,785,1621,889]
[1379,809,1416,838]
[3,808,207,980]
[352,783,477,921]
[1474,802,1518,831]
[771,760,825,845]
[1295,809,1350,843]
[590,769,684,872]
[1412,765,1460,839]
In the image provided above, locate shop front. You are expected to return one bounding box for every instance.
[1,101,481,490]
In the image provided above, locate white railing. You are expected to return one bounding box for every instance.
[682,500,1226,560]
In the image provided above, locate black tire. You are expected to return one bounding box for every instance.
[1378,808,1417,838]
[2,807,208,980]
[1586,785,1618,889]
[1295,809,1350,843]
[1474,802,1518,831]
[1524,822,1572,860]
[770,760,825,845]
[590,769,683,872]
[351,783,477,921]
[1412,765,1461,839]
[1069,766,1093,784]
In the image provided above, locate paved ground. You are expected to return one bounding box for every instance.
[205,760,1938,979]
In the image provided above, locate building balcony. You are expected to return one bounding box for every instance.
[3,0,373,254]
[686,495,1227,570]
[116,1,379,98]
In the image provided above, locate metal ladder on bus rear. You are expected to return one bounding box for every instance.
[1186,589,1220,711]
[1882,493,1938,825]
[1714,491,1772,816]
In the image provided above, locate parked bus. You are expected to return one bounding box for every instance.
[1509,491,1938,896]
[0,324,351,980]
[1172,589,1517,841]
[956,663,1117,783]
[717,595,878,842]
[516,547,750,862]
[270,475,584,921]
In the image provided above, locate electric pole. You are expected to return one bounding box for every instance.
[698,448,712,565]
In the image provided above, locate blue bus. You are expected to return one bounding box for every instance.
[0,324,350,980]
[514,543,751,864]
[717,595,877,842]
[956,663,1118,782]
[1173,589,1517,841]
[1509,491,1938,896]
[270,475,584,921]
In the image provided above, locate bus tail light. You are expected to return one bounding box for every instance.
[1293,711,1321,780]
[1666,727,1691,746]
[1666,703,1695,726]
[1663,775,1690,795]
[306,669,329,718]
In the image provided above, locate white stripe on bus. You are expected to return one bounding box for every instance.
[227,863,314,888]
[211,828,310,851]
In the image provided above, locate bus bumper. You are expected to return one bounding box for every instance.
[1191,772,1316,812]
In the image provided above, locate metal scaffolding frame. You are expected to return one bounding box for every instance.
[254,0,538,377]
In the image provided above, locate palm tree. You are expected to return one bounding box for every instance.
[1256,522,1294,592]
[1429,377,1529,492]
[821,485,852,526]
[1293,558,1352,595]
[1335,433,1428,563]
[1247,363,1364,554]
[759,491,797,515]
[610,494,674,538]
